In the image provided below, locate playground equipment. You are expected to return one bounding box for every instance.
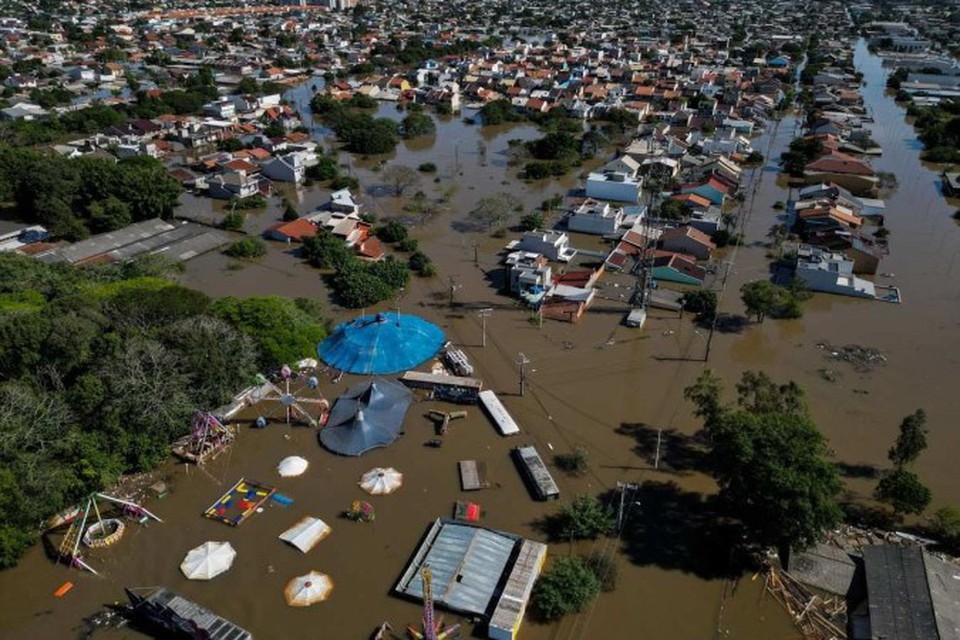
[172,411,235,465]
[52,493,162,574]
[425,410,467,436]
[203,478,275,527]
[406,565,460,640]
[247,365,329,428]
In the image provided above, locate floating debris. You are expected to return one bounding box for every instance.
[817,369,840,383]
[816,343,886,372]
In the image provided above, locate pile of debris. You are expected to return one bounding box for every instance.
[816,343,886,373]
[764,568,846,640]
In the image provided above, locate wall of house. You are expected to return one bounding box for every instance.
[585,178,641,203]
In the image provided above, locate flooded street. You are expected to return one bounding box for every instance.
[2,40,959,640]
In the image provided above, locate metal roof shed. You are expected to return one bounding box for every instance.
[395,519,520,617]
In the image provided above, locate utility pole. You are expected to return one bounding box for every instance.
[447,276,461,307]
[478,308,492,348]
[516,352,530,397]
[473,239,479,267]
[616,481,639,531]
[654,429,662,470]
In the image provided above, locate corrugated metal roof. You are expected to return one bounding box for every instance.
[923,551,960,640]
[396,519,520,616]
[864,546,939,640]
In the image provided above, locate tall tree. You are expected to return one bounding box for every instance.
[685,371,841,554]
[875,468,932,517]
[888,409,928,468]
[740,280,777,323]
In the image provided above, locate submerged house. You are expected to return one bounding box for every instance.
[794,244,876,299]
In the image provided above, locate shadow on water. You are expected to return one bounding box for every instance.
[713,313,750,334]
[614,423,709,476]
[835,461,882,480]
[618,481,744,580]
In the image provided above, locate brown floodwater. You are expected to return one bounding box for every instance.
[2,39,958,640]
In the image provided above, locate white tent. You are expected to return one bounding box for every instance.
[279,516,331,553]
[277,456,309,477]
[180,541,236,580]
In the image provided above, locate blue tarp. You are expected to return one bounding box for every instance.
[317,313,445,375]
[319,378,412,456]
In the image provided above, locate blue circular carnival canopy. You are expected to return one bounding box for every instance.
[317,312,446,375]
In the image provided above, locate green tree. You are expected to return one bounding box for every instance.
[685,371,841,554]
[302,230,354,270]
[331,262,394,308]
[740,280,778,323]
[519,211,544,231]
[876,468,932,517]
[225,237,267,259]
[681,289,717,321]
[210,296,328,369]
[400,111,436,138]
[888,409,928,468]
[531,556,601,621]
[282,199,300,221]
[550,495,615,541]
[931,506,960,549]
[377,219,409,243]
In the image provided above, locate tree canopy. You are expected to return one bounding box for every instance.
[0,254,321,567]
[0,145,181,240]
[530,556,601,622]
[684,370,842,554]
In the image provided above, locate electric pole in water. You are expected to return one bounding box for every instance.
[478,308,492,348]
[516,352,530,396]
[616,481,639,531]
[448,276,461,307]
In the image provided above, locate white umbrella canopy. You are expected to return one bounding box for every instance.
[277,456,309,477]
[284,571,334,606]
[358,467,403,495]
[180,541,236,580]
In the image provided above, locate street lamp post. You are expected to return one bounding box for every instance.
[477,308,492,348]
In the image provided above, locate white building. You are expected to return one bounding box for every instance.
[585,171,643,204]
[261,152,306,183]
[566,198,625,235]
[513,230,576,262]
[795,244,876,299]
[504,251,553,305]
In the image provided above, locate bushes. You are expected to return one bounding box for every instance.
[531,556,601,622]
[230,195,268,210]
[554,446,589,476]
[221,211,245,231]
[225,237,267,259]
[306,157,339,181]
[309,94,399,154]
[519,211,545,231]
[401,112,436,138]
[376,220,409,243]
[417,162,437,173]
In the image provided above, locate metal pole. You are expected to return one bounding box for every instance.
[478,308,492,348]
[517,352,530,396]
[654,429,662,470]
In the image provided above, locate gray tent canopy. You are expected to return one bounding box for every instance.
[319,378,413,456]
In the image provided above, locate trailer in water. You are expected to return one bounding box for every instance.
[478,390,520,436]
[125,586,252,640]
[512,445,560,501]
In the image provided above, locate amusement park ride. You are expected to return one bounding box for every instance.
[49,493,162,574]
[407,565,460,640]
[250,364,330,427]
